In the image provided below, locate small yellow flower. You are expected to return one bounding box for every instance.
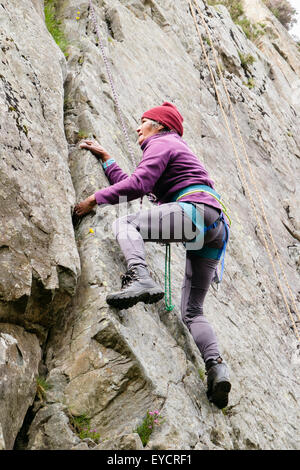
[89,228,94,234]
[76,16,80,20]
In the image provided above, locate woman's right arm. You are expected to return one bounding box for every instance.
[79,139,129,185]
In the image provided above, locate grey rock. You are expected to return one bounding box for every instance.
[71,442,90,450]
[27,404,80,450]
[0,0,80,335]
[0,323,41,449]
[0,423,6,450]
[94,433,144,450]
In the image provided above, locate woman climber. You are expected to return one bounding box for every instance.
[74,102,231,409]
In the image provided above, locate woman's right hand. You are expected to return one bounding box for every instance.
[79,140,110,161]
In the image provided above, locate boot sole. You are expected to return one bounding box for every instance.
[210,380,231,409]
[106,289,164,310]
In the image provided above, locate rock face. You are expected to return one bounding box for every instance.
[0,0,299,450]
[0,324,41,449]
[0,0,80,337]
[242,0,300,110]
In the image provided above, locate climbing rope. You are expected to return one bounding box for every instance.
[189,0,300,341]
[88,0,136,169]
[165,244,175,311]
[89,0,166,302]
[89,0,155,209]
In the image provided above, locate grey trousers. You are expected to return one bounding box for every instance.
[112,202,226,363]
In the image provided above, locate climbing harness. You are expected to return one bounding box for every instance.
[189,0,300,341]
[172,184,230,283]
[163,185,230,312]
[173,184,231,226]
[180,204,229,281]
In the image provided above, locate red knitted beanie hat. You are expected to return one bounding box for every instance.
[141,102,184,136]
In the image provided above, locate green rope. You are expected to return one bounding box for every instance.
[165,244,175,311]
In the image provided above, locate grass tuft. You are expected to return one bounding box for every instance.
[44,0,69,56]
[36,376,52,401]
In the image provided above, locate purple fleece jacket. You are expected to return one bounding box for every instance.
[94,132,222,212]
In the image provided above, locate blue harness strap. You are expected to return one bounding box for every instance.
[173,182,231,283]
[214,212,229,282]
[171,184,231,226]
[179,202,229,282]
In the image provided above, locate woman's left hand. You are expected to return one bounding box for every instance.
[74,194,97,216]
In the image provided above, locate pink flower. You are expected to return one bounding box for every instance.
[154,410,160,415]
[154,419,159,424]
[148,425,152,429]
[149,411,154,416]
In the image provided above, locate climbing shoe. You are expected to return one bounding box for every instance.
[205,357,231,409]
[106,265,164,309]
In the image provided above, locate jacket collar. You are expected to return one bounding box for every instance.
[140,131,179,150]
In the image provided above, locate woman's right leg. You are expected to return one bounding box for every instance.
[180,205,231,408]
[181,253,221,363]
[112,202,197,268]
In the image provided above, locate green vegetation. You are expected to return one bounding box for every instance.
[44,0,69,56]
[243,77,256,89]
[63,96,71,111]
[237,19,266,42]
[238,52,256,71]
[262,0,297,30]
[77,130,90,140]
[207,0,243,22]
[221,406,228,415]
[207,0,266,42]
[198,368,206,382]
[135,410,165,447]
[23,124,28,136]
[215,63,225,79]
[68,413,100,444]
[36,376,52,401]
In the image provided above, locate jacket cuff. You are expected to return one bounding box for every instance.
[102,158,116,170]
